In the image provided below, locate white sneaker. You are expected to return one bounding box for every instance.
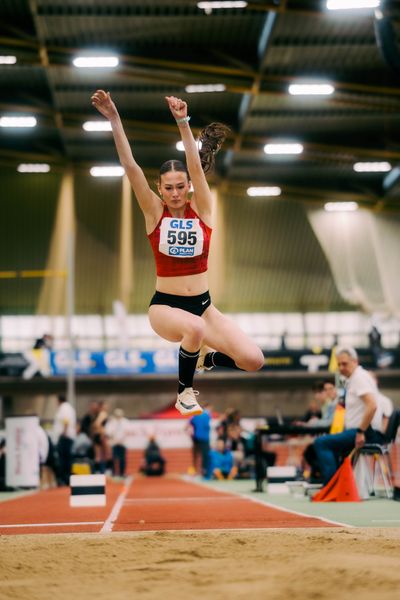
[175,388,203,416]
[196,346,214,372]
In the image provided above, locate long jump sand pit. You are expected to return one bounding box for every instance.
[1,528,400,600]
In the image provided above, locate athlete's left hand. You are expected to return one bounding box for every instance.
[165,96,188,121]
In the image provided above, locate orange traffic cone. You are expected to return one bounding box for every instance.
[312,456,361,502]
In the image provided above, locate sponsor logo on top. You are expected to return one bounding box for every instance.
[169,247,195,256]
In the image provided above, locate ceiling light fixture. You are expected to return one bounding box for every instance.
[288,83,335,96]
[0,56,17,64]
[17,163,50,173]
[247,187,281,197]
[326,0,380,10]
[198,1,247,15]
[73,56,119,68]
[176,141,202,151]
[324,202,359,212]
[90,166,125,177]
[83,121,112,132]
[185,84,226,93]
[264,143,303,155]
[353,161,391,172]
[0,116,37,128]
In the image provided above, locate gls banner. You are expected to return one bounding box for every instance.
[50,348,179,375]
[4,347,399,377]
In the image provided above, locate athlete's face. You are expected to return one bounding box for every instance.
[158,170,190,208]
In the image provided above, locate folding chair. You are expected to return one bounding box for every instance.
[353,409,400,499]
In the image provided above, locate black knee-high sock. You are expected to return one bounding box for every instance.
[204,351,241,370]
[178,346,200,394]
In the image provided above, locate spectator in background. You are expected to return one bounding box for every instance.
[92,401,111,473]
[187,402,212,477]
[140,435,166,476]
[215,407,232,441]
[321,379,339,422]
[253,424,277,491]
[368,325,382,366]
[314,347,385,485]
[280,331,287,351]
[37,424,57,489]
[106,408,130,478]
[71,421,95,470]
[217,409,250,476]
[0,438,6,491]
[301,380,339,430]
[23,334,54,380]
[80,401,99,439]
[225,423,245,470]
[33,333,54,350]
[209,438,238,480]
[53,395,76,485]
[294,382,324,425]
[216,408,240,442]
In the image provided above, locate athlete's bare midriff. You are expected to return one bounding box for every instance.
[155,271,209,296]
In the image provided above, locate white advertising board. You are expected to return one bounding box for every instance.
[6,416,40,488]
[122,418,259,450]
[123,419,192,449]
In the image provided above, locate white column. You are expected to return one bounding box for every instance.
[118,174,133,309]
[208,187,226,304]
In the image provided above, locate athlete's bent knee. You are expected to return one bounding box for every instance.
[238,348,265,372]
[183,317,205,346]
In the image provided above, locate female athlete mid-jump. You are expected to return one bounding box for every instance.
[91,90,264,416]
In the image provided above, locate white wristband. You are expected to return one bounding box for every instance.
[176,116,191,124]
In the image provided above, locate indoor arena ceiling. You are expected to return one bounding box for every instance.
[1,0,400,212]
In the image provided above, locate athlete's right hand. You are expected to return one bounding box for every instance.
[91,89,118,120]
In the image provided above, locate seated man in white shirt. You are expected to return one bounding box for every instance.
[314,347,385,485]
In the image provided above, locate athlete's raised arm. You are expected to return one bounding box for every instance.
[165,96,229,225]
[91,90,162,231]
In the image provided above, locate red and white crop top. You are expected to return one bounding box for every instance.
[147,203,212,277]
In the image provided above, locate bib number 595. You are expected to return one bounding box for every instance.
[167,230,197,245]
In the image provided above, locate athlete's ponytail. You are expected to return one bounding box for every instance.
[199,122,230,174]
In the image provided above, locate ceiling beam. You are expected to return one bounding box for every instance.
[223,11,278,181]
[2,34,400,99]
[222,179,390,211]
[27,0,67,156]
[1,108,399,164]
[243,134,400,161]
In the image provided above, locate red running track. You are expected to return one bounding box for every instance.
[114,476,337,531]
[0,480,124,535]
[0,476,337,535]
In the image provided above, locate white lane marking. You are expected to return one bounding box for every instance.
[240,493,353,528]
[0,521,103,529]
[100,476,133,533]
[123,496,242,504]
[371,520,400,523]
[184,477,352,528]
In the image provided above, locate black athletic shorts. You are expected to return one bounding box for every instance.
[149,290,211,317]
